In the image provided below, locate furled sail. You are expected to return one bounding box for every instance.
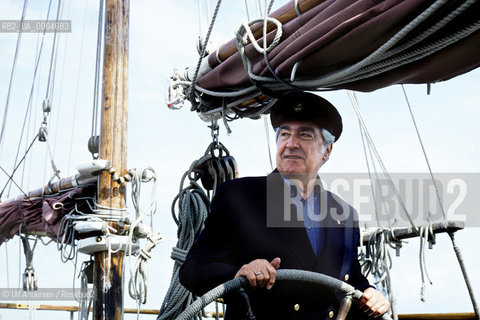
[174,0,480,115]
[0,187,95,245]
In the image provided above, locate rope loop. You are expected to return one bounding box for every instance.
[236,17,283,55]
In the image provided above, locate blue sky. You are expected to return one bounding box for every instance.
[0,0,479,319]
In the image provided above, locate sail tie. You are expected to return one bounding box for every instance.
[419,221,434,302]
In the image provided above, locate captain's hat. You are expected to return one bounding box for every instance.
[270,91,343,142]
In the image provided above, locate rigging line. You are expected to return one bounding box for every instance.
[369,144,395,229]
[91,0,105,143]
[325,19,480,89]
[5,242,9,288]
[357,116,381,227]
[0,134,39,199]
[6,0,54,197]
[189,0,223,101]
[47,0,65,101]
[0,0,29,157]
[39,0,65,193]
[448,232,480,319]
[320,0,478,88]
[266,0,274,14]
[205,0,211,27]
[293,0,451,88]
[44,0,63,100]
[263,115,274,171]
[53,0,73,159]
[244,0,251,21]
[255,0,262,17]
[362,119,396,230]
[18,229,21,289]
[20,76,38,194]
[401,85,446,220]
[347,91,419,233]
[355,93,394,230]
[197,0,203,41]
[67,0,89,174]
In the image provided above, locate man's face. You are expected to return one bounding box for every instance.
[275,121,331,177]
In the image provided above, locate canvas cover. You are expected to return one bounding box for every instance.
[197,0,480,93]
[0,187,95,245]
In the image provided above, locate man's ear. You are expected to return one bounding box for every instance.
[323,144,333,160]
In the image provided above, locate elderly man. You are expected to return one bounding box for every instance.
[180,91,390,320]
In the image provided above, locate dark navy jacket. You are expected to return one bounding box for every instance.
[180,171,372,320]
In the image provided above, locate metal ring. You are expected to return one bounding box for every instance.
[254,271,262,276]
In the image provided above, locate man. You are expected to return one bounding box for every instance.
[180,91,390,319]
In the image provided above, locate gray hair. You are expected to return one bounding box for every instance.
[320,128,335,153]
[274,127,335,152]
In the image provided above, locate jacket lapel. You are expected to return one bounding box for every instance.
[266,171,317,269]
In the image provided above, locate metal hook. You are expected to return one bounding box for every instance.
[209,119,220,149]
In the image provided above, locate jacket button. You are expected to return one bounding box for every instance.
[328,311,334,318]
[294,304,300,311]
[344,274,349,281]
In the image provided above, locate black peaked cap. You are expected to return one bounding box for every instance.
[270,91,343,141]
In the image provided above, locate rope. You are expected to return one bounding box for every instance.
[255,0,262,17]
[128,233,164,304]
[176,269,393,320]
[188,0,223,110]
[126,166,162,307]
[419,222,434,302]
[157,157,211,320]
[263,115,274,171]
[0,0,29,156]
[90,0,105,159]
[448,232,480,319]
[244,0,251,21]
[356,100,381,228]
[0,133,39,199]
[44,0,63,102]
[291,0,450,87]
[359,229,401,320]
[327,18,480,88]
[4,242,10,288]
[5,0,54,198]
[401,83,479,314]
[51,0,71,160]
[347,91,418,232]
[66,0,89,174]
[169,0,479,118]
[78,260,93,320]
[402,85,446,220]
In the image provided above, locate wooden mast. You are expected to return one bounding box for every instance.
[94,0,129,319]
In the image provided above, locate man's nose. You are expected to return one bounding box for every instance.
[286,135,300,149]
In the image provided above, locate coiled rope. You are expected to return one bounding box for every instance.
[157,156,211,320]
[126,166,163,308]
[360,229,402,320]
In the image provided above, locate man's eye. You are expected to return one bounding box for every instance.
[300,133,313,139]
[281,132,290,137]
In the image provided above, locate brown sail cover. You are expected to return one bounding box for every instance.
[197,0,480,92]
[0,187,95,245]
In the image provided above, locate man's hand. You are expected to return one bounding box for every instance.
[358,287,390,318]
[234,257,281,290]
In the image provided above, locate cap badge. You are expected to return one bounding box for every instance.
[294,104,303,112]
